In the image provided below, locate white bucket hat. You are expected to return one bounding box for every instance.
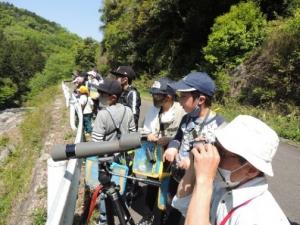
[215,115,279,176]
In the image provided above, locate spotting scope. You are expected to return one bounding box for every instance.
[51,132,141,161]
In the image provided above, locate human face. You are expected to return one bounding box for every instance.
[215,142,251,183]
[152,94,166,108]
[115,75,128,87]
[178,92,199,113]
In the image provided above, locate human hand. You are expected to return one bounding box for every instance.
[178,156,191,170]
[194,135,206,142]
[147,133,159,142]
[163,148,178,162]
[157,136,170,147]
[191,144,220,184]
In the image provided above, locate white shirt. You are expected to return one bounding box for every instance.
[172,177,290,225]
[79,95,93,114]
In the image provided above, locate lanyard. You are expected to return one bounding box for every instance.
[191,108,211,139]
[214,195,258,225]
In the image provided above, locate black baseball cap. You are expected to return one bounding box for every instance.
[93,78,122,96]
[111,66,136,80]
[150,77,176,96]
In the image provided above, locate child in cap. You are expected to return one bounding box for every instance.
[91,78,136,225]
[111,66,141,129]
[163,71,225,225]
[138,77,185,225]
[78,86,94,136]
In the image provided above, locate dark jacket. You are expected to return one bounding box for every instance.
[118,86,141,128]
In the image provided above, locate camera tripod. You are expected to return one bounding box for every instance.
[85,156,161,225]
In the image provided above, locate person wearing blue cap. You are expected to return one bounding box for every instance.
[162,71,225,225]
[137,77,186,225]
[163,71,224,168]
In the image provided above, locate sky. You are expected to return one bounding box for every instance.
[0,0,104,41]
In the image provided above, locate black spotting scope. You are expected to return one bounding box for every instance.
[51,132,141,161]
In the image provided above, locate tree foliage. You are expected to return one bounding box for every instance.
[75,38,98,72]
[201,2,267,99]
[0,2,87,108]
[235,9,300,108]
[100,0,241,77]
[203,2,267,70]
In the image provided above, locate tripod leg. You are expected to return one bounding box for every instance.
[108,189,135,225]
[104,193,115,225]
[117,194,135,225]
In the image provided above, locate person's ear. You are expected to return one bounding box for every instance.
[245,164,260,179]
[165,95,172,101]
[110,94,119,103]
[198,95,206,105]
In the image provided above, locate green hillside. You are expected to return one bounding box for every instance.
[0,2,98,109]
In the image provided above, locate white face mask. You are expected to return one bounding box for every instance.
[215,163,249,188]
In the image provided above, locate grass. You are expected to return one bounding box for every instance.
[214,101,300,143]
[0,85,58,224]
[32,208,47,225]
[0,135,9,147]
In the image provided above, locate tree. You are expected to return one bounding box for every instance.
[202,2,267,99]
[75,37,98,72]
[100,0,240,78]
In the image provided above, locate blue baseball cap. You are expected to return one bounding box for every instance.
[168,72,216,96]
[150,77,176,96]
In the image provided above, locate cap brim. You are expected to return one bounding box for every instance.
[168,81,196,92]
[91,83,107,93]
[111,71,125,76]
[150,88,166,95]
[215,128,274,177]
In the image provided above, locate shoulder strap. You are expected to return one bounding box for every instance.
[105,107,127,139]
[158,107,165,137]
[191,109,210,139]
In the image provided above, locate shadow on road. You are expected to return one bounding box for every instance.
[290,221,300,225]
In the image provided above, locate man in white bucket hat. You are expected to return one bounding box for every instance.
[172,115,290,225]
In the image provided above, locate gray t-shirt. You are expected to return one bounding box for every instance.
[92,103,136,142]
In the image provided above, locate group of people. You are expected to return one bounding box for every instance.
[73,66,290,225]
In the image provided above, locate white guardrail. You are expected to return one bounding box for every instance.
[46,82,83,225]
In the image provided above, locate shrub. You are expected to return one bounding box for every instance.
[203,2,267,98]
[238,9,300,106]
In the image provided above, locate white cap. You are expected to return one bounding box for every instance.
[87,70,97,77]
[215,115,279,176]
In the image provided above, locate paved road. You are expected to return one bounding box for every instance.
[268,141,300,224]
[135,100,300,224]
